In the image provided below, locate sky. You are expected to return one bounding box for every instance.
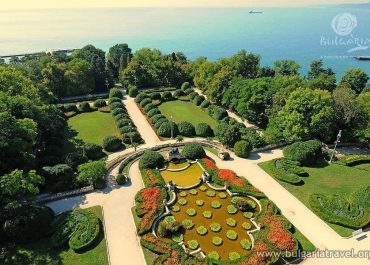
[0,0,368,10]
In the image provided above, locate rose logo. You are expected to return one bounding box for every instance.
[331,13,357,36]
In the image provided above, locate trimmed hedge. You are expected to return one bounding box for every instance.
[184,88,194,95]
[337,154,370,166]
[188,92,197,100]
[139,151,165,170]
[158,121,178,137]
[181,82,191,90]
[208,105,228,120]
[150,92,161,100]
[154,118,168,129]
[234,140,252,158]
[147,108,160,117]
[108,97,122,105]
[110,102,124,110]
[181,143,206,160]
[283,140,323,166]
[122,131,142,144]
[111,107,125,116]
[195,123,213,137]
[200,100,210,108]
[128,85,139,97]
[162,91,173,101]
[109,87,123,99]
[141,168,166,187]
[178,121,195,137]
[78,102,91,112]
[103,136,124,152]
[173,89,185,98]
[140,98,152,107]
[64,104,78,113]
[135,93,149,103]
[144,103,156,113]
[83,143,105,160]
[272,159,303,185]
[193,95,205,106]
[151,114,166,124]
[116,118,132,128]
[93,99,107,108]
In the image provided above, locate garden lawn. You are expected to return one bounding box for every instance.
[158,100,218,129]
[4,206,109,265]
[259,161,370,237]
[68,111,120,145]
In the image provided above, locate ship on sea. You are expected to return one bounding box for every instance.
[354,56,370,61]
[249,10,263,14]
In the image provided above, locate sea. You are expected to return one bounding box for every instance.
[0,7,369,77]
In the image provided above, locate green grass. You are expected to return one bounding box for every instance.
[3,206,108,265]
[259,160,370,237]
[291,227,316,252]
[131,207,158,265]
[158,100,218,129]
[68,111,120,145]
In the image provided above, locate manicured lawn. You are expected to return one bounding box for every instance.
[68,111,120,145]
[259,160,370,236]
[158,100,218,129]
[4,206,109,265]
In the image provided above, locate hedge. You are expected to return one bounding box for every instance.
[116,118,132,128]
[111,108,125,116]
[337,154,370,166]
[109,97,122,105]
[64,104,78,113]
[276,158,307,176]
[78,102,91,112]
[271,159,303,185]
[173,89,185,98]
[139,151,165,170]
[120,125,134,134]
[283,140,323,166]
[83,143,105,160]
[158,121,178,137]
[114,113,130,121]
[309,193,369,229]
[193,95,205,106]
[147,108,160,117]
[144,103,156,113]
[195,123,213,137]
[208,105,228,120]
[188,92,197,100]
[162,91,173,101]
[103,136,124,152]
[116,173,128,185]
[200,100,210,108]
[150,92,161,100]
[181,82,191,90]
[140,98,152,107]
[154,118,168,129]
[181,143,206,160]
[122,131,142,144]
[234,140,252,158]
[151,114,166,124]
[110,102,124,110]
[109,87,123,99]
[184,88,194,95]
[178,121,195,137]
[141,169,166,187]
[128,85,139,97]
[93,99,107,108]
[135,93,149,103]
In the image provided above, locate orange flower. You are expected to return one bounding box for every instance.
[218,169,245,187]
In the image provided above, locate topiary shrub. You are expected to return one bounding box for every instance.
[181,143,206,160]
[172,205,180,212]
[116,173,128,185]
[184,88,194,95]
[196,200,204,206]
[109,87,123,99]
[158,218,183,238]
[64,104,78,113]
[111,107,125,116]
[103,136,124,152]
[116,118,132,128]
[140,98,152,108]
[195,123,213,137]
[242,222,252,230]
[158,121,178,138]
[122,131,142,144]
[144,103,156,113]
[114,113,129,121]
[189,189,198,195]
[119,126,134,134]
[173,89,185,98]
[283,140,323,166]
[110,102,124,110]
[65,152,88,170]
[188,92,197,100]
[147,108,160,117]
[162,91,173,101]
[128,85,139,97]
[150,92,161,100]
[178,121,195,137]
[181,82,191,90]
[139,151,165,170]
[83,143,105,160]
[151,114,166,124]
[135,93,149,103]
[206,190,216,197]
[209,105,228,120]
[109,97,122,105]
[93,99,107,108]
[211,201,222,209]
[243,212,253,218]
[79,102,91,112]
[178,198,187,205]
[193,95,205,106]
[200,100,210,108]
[234,140,252,158]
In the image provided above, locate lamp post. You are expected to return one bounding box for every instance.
[329,130,342,163]
[170,115,174,140]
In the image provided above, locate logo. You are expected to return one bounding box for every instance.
[331,13,357,36]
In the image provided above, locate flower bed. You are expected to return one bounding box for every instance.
[141,169,165,187]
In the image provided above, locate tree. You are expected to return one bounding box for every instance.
[214,123,241,147]
[207,66,236,104]
[41,62,66,98]
[139,151,165,170]
[107,43,132,79]
[274,60,300,76]
[307,73,336,92]
[77,161,107,186]
[234,140,252,158]
[308,60,334,79]
[340,68,369,94]
[65,59,95,96]
[355,92,370,145]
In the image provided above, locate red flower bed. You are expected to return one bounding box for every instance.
[202,158,217,170]
[242,241,271,265]
[263,215,296,251]
[218,169,245,187]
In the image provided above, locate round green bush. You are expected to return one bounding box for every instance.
[211,201,222,209]
[193,95,205,106]
[179,191,187,197]
[128,85,139,97]
[210,106,228,120]
[244,212,254,219]
[110,102,123,110]
[187,240,199,250]
[93,99,107,108]
[234,140,253,159]
[181,143,206,160]
[186,208,196,216]
[114,113,129,121]
[199,186,207,192]
[122,131,141,144]
[139,151,165,170]
[151,113,166,124]
[184,88,194,94]
[154,119,167,130]
[109,97,122,105]
[188,92,197,100]
[178,121,195,137]
[196,225,208,235]
[116,119,132,128]
[196,200,204,206]
[200,100,210,108]
[171,205,180,212]
[135,93,149,103]
[147,108,160,117]
[103,136,123,152]
[229,252,241,261]
[164,215,176,222]
[226,218,237,227]
[150,92,161,100]
[227,205,238,215]
[112,107,125,116]
[203,211,212,219]
[181,82,191,90]
[144,103,156,113]
[119,125,135,134]
[162,91,173,101]
[172,233,183,243]
[178,198,187,206]
[195,123,213,137]
[116,173,128,185]
[206,190,216,197]
[208,251,220,260]
[158,121,178,137]
[109,88,123,99]
[212,236,223,246]
[283,140,323,166]
[189,189,198,195]
[242,222,252,230]
[173,89,185,98]
[182,219,194,229]
[240,239,252,250]
[218,192,227,199]
[64,104,78,112]
[83,143,104,160]
[210,223,221,232]
[140,98,152,107]
[226,230,238,240]
[79,102,91,112]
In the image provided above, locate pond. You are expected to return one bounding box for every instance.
[161,162,204,187]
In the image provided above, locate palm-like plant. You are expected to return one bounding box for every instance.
[176,135,184,143]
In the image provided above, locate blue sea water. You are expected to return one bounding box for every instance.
[0,7,369,77]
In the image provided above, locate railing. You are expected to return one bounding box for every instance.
[31,185,94,204]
